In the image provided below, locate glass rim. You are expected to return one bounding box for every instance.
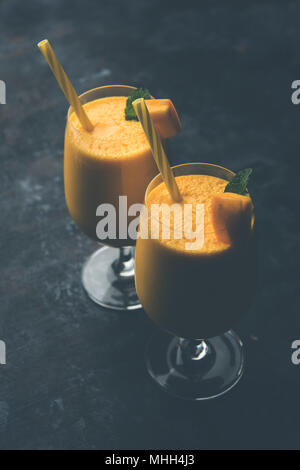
[143,162,237,236]
[145,162,236,203]
[66,84,139,141]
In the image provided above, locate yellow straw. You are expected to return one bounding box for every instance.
[132,98,182,202]
[38,39,93,132]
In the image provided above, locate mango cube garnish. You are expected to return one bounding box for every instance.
[212,192,254,245]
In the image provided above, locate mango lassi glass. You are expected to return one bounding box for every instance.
[64,85,157,310]
[135,163,257,400]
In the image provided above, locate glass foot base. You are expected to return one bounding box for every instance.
[146,329,244,400]
[82,247,142,311]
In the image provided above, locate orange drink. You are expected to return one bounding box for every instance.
[135,163,257,399]
[64,85,161,311]
[64,86,157,246]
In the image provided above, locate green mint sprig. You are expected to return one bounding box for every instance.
[125,88,152,121]
[224,168,253,195]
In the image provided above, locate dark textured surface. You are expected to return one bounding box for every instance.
[0,0,299,450]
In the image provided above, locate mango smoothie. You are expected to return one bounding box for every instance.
[64,88,157,247]
[135,165,257,339]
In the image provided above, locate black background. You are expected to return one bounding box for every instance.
[0,0,299,450]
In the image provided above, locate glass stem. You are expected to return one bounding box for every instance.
[179,338,209,362]
[112,247,135,282]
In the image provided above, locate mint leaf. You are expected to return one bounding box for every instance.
[224,168,253,195]
[125,88,152,120]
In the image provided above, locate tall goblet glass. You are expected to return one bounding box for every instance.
[135,163,257,399]
[64,85,158,310]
